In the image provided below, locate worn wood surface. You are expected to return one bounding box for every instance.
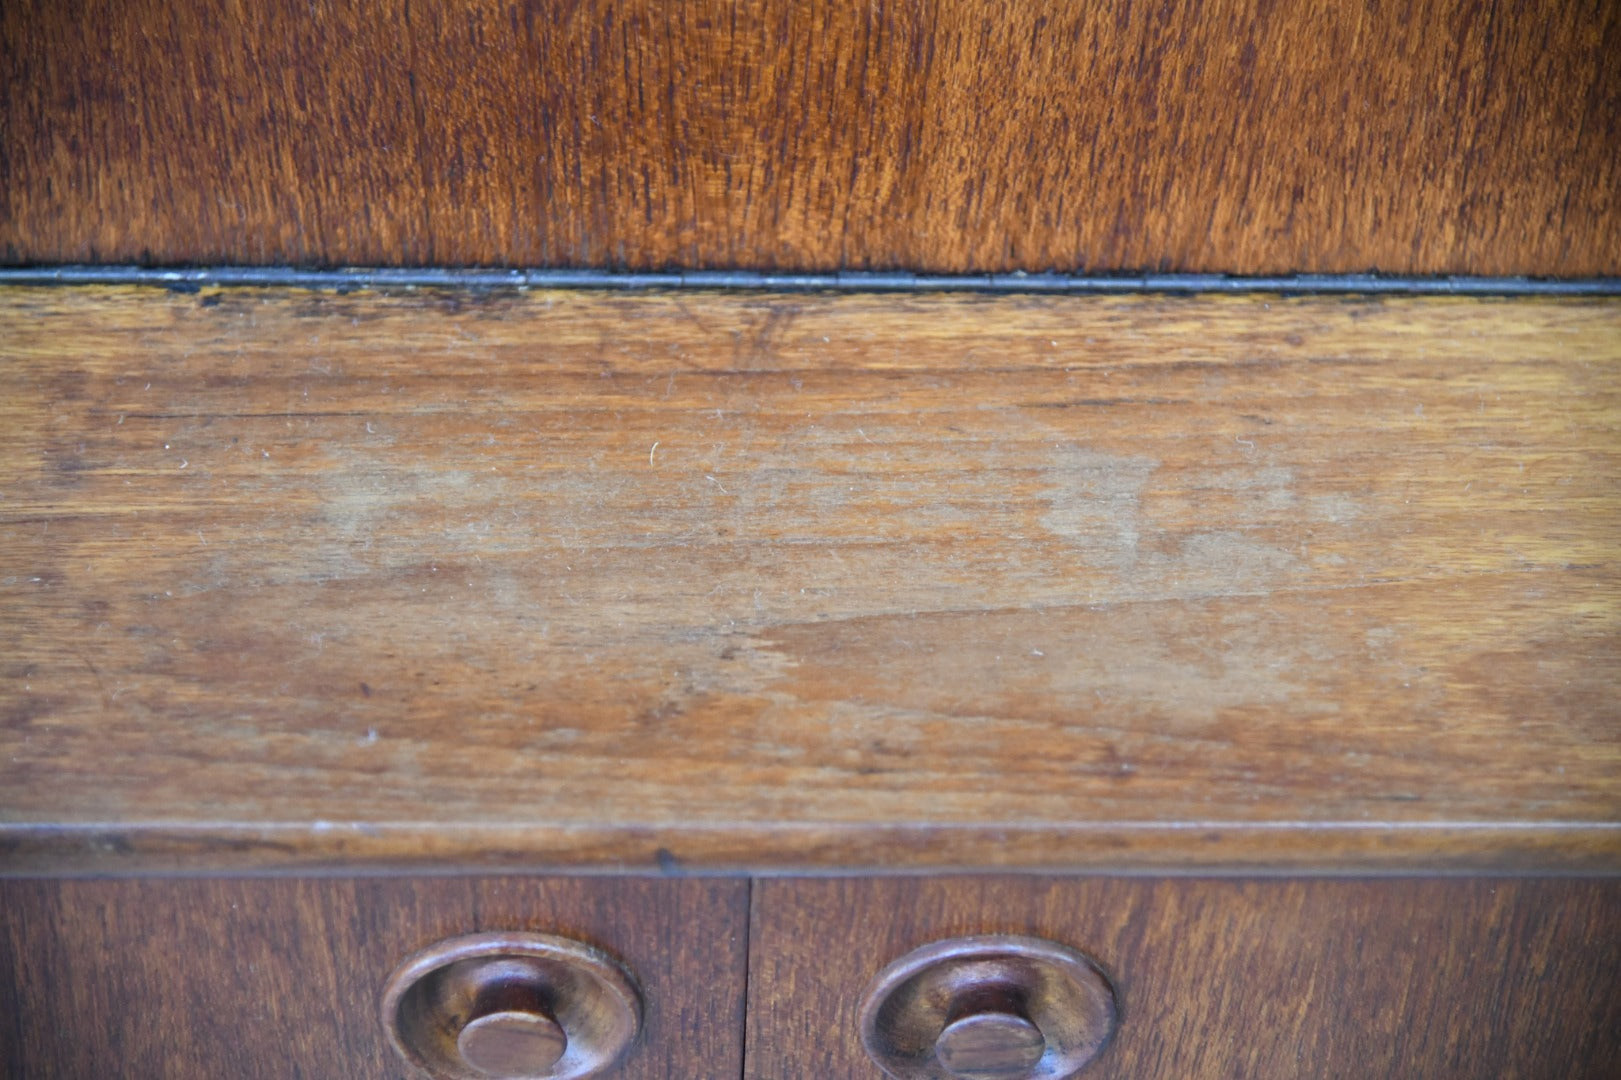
[3,0,1619,276]
[747,876,1621,1078]
[0,875,748,1079]
[1,287,1619,874]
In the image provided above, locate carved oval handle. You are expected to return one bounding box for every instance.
[381,932,641,1080]
[859,935,1117,1080]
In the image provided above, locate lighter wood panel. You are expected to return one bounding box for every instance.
[1,288,1618,872]
[3,0,1618,274]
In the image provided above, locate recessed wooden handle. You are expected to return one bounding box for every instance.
[859,936,1117,1080]
[381,933,641,1080]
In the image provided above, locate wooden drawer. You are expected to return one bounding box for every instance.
[747,876,1621,1079]
[0,876,749,1079]
[5,874,1617,1077]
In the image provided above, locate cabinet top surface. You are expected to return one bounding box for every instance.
[2,287,1617,874]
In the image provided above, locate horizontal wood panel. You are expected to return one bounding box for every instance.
[747,876,1621,1079]
[3,0,1618,275]
[0,875,748,1079]
[1,287,1619,873]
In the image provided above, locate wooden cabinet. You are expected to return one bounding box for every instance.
[2,3,1619,1075]
[2,288,1617,1076]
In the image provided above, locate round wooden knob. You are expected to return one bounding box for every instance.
[381,933,641,1080]
[935,1004,1046,1079]
[456,1001,566,1076]
[859,936,1117,1080]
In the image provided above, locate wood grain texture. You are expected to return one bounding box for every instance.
[1,287,1619,873]
[3,0,1619,275]
[0,875,748,1079]
[746,876,1621,1079]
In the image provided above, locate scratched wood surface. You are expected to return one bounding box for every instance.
[1,287,1618,873]
[3,0,1619,275]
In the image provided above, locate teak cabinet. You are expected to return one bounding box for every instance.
[3,1,1620,1077]
[3,288,1618,1077]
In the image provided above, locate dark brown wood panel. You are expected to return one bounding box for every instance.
[3,0,1618,275]
[0,875,749,1078]
[1,288,1619,875]
[746,876,1621,1079]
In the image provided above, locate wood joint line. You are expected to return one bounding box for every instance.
[3,266,1620,296]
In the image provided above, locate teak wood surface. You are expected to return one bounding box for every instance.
[747,875,1621,1078]
[4,873,1616,1078]
[1,287,1618,874]
[0,875,749,1079]
[4,0,1619,276]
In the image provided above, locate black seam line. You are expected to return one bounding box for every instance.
[1,265,1619,295]
[739,875,754,1080]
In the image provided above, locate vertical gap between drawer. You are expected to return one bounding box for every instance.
[741,876,756,1080]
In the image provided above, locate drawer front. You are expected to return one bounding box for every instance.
[747,876,1621,1079]
[0,876,748,1079]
